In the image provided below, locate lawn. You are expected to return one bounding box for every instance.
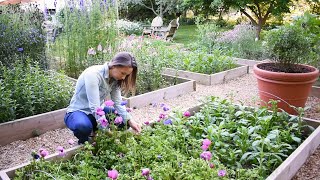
[173,25,198,45]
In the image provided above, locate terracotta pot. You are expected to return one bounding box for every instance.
[253,63,319,115]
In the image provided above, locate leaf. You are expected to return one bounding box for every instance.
[240,152,253,162]
[291,136,301,143]
[235,111,243,117]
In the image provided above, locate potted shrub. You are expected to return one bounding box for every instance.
[253,16,319,114]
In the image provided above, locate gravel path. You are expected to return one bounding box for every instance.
[0,70,319,179]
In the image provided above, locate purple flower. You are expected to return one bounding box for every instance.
[126,108,133,112]
[105,100,114,107]
[97,44,102,51]
[160,103,165,107]
[209,163,215,168]
[114,117,123,125]
[99,118,109,128]
[87,48,96,55]
[141,168,150,176]
[163,106,170,111]
[163,119,172,125]
[202,139,211,146]
[147,176,154,180]
[200,151,212,161]
[108,169,118,179]
[68,139,75,145]
[17,47,23,52]
[183,111,191,117]
[144,121,150,125]
[157,155,162,159]
[218,170,226,177]
[159,113,166,119]
[31,151,40,159]
[120,101,128,106]
[96,107,105,116]
[201,144,209,151]
[56,146,65,156]
[39,148,49,157]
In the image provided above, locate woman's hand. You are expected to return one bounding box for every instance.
[128,119,141,133]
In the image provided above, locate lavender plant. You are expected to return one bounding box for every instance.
[0,4,47,69]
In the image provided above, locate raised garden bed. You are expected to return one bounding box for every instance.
[232,57,263,67]
[163,65,248,85]
[1,98,319,180]
[123,74,196,108]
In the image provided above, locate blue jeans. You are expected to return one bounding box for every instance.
[64,107,125,144]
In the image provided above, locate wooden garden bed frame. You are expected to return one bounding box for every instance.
[1,104,320,180]
[123,74,196,108]
[0,75,195,146]
[163,64,249,85]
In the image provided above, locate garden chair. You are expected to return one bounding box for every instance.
[156,18,179,41]
[142,16,163,36]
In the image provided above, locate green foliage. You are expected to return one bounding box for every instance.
[291,12,320,68]
[50,2,118,78]
[0,4,47,69]
[211,0,294,38]
[130,39,237,75]
[263,13,319,68]
[15,97,311,179]
[120,0,182,17]
[0,61,74,123]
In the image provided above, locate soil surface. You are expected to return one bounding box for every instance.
[257,63,316,73]
[0,70,319,180]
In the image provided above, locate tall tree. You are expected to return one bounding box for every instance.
[212,0,294,39]
[120,0,182,18]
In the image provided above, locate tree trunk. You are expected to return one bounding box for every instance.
[255,18,263,40]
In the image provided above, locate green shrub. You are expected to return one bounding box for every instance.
[0,62,74,123]
[263,13,319,70]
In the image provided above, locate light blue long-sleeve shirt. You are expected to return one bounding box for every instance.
[67,62,131,122]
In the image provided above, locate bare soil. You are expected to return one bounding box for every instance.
[0,70,319,179]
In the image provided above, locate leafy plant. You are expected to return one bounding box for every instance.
[0,61,74,123]
[263,13,320,72]
[14,97,312,179]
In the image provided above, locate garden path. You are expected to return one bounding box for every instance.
[0,69,319,179]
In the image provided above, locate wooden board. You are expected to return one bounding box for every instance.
[163,68,211,85]
[124,75,196,108]
[0,108,67,146]
[210,65,248,85]
[163,65,248,85]
[0,145,82,179]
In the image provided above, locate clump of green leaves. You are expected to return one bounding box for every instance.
[0,61,74,123]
